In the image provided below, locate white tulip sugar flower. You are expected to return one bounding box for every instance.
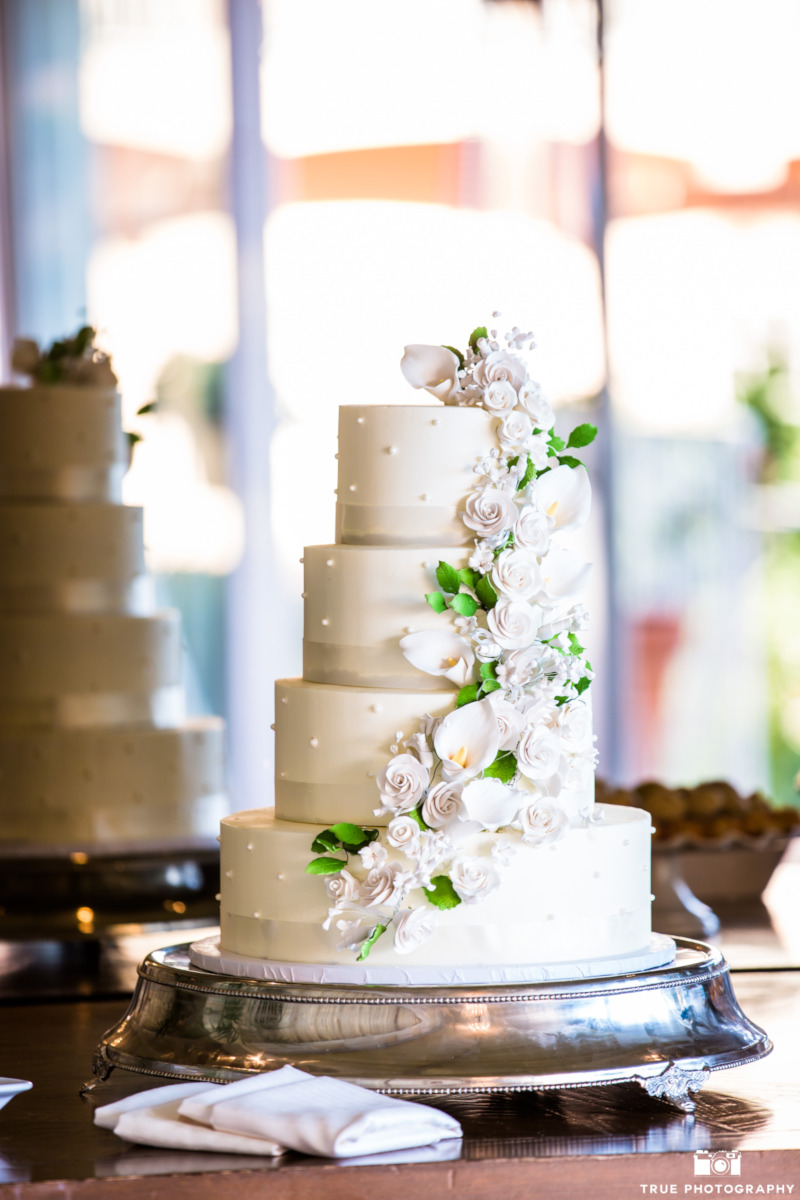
[487,597,541,650]
[400,630,475,687]
[537,547,592,607]
[433,698,500,781]
[460,777,522,830]
[393,906,437,955]
[533,464,591,535]
[449,855,501,905]
[400,344,462,404]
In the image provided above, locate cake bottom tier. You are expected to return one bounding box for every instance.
[0,718,226,849]
[220,803,654,969]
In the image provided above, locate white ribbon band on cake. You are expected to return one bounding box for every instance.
[335,504,470,547]
[0,577,153,615]
[0,685,185,728]
[0,465,125,503]
[302,641,457,691]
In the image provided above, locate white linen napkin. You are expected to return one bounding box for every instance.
[95,1068,462,1159]
[94,1082,283,1156]
[193,1071,463,1158]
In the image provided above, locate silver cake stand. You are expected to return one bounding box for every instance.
[91,937,770,1112]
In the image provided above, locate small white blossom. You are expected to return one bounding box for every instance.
[469,540,495,574]
[359,841,388,870]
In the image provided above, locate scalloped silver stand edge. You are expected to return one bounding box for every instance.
[91,936,771,1112]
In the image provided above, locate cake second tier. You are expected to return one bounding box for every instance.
[303,543,470,689]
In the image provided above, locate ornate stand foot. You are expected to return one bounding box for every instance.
[634,1063,710,1112]
[90,1044,115,1083]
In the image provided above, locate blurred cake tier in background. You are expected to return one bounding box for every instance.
[0,330,227,857]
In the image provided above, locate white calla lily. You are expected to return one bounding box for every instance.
[533,464,591,534]
[460,777,522,830]
[400,344,461,404]
[537,547,592,607]
[400,630,474,686]
[433,698,500,781]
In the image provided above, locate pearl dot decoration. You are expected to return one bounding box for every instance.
[592,871,601,879]
[310,737,319,748]
[371,704,383,713]
[348,484,357,492]
[387,445,398,455]
[225,869,233,879]
[326,558,334,567]
[356,417,365,424]
[431,418,440,426]
[622,839,630,847]
[277,874,285,881]
[420,493,430,502]
[321,618,330,626]
[246,843,253,851]
[281,696,288,704]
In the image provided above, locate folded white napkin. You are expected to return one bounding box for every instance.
[95,1068,462,1159]
[94,1081,283,1156]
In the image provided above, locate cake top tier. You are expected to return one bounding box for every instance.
[335,405,495,547]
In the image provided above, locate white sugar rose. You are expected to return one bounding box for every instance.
[361,861,411,908]
[517,380,554,429]
[376,753,429,814]
[483,379,518,416]
[475,349,527,393]
[460,777,521,830]
[386,815,422,855]
[513,505,550,555]
[556,704,592,753]
[393,906,437,955]
[491,548,542,602]
[519,799,568,846]
[324,868,361,905]
[463,487,518,538]
[487,597,540,650]
[498,410,534,454]
[422,780,464,829]
[516,725,562,781]
[450,856,500,905]
[488,692,526,751]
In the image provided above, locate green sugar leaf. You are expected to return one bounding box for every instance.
[330,822,368,846]
[449,592,478,617]
[555,695,569,707]
[469,326,488,352]
[558,455,584,470]
[136,400,158,416]
[517,455,536,491]
[408,806,432,831]
[127,431,142,448]
[483,750,517,783]
[479,661,498,681]
[575,676,591,695]
[456,683,479,707]
[436,561,461,594]
[475,573,498,610]
[479,679,502,696]
[306,856,346,875]
[442,343,465,369]
[568,633,584,656]
[425,591,447,614]
[426,875,462,910]
[311,829,340,854]
[457,566,480,591]
[548,434,565,452]
[356,923,387,961]
[567,423,597,449]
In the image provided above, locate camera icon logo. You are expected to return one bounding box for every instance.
[694,1150,742,1176]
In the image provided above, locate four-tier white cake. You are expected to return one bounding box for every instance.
[217,327,671,979]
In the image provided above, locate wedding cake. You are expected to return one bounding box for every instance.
[215,321,671,980]
[0,329,226,853]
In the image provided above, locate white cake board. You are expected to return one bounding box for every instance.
[188,933,677,987]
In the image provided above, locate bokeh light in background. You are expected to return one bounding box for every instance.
[2,0,799,811]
